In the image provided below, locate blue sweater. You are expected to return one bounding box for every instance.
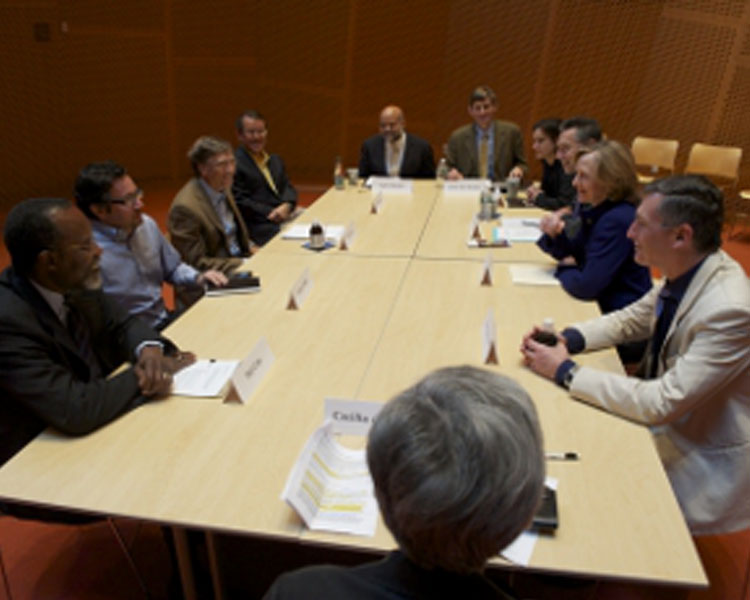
[537,200,652,313]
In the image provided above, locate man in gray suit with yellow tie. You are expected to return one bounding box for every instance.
[521,175,750,536]
[446,85,527,181]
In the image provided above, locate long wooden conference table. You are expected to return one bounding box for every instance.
[0,180,706,595]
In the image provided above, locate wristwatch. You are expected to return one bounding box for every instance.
[562,365,580,390]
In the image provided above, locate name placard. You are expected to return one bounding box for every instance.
[482,308,499,365]
[444,179,491,195]
[287,267,313,310]
[324,398,384,435]
[369,177,413,194]
[230,337,275,404]
[339,221,356,250]
[480,253,493,286]
[371,191,384,214]
[468,214,481,240]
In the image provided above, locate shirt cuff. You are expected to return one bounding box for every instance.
[561,327,585,354]
[135,340,164,359]
[555,359,578,388]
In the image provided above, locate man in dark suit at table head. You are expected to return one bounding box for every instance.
[556,116,602,174]
[358,105,436,180]
[232,110,299,246]
[0,197,193,468]
[264,366,545,599]
[168,135,253,275]
[446,85,527,182]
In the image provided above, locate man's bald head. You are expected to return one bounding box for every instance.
[379,105,405,142]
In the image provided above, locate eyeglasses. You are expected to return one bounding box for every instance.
[105,188,143,206]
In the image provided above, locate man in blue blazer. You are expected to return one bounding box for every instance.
[233,110,298,246]
[358,105,435,179]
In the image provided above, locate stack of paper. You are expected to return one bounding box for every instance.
[282,422,379,537]
[172,359,239,397]
[509,265,560,286]
[499,218,542,242]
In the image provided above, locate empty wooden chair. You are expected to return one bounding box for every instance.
[631,136,679,184]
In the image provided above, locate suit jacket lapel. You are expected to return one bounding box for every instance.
[192,179,226,234]
[462,129,477,175]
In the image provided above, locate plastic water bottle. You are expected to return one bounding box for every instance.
[334,156,345,190]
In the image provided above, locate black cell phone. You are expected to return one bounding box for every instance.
[531,485,558,532]
[531,330,558,346]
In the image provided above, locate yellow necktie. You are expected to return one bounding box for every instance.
[479,134,489,179]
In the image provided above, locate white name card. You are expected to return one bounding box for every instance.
[443,179,492,195]
[468,214,481,240]
[369,177,413,194]
[339,221,356,250]
[371,191,384,214]
[324,398,384,435]
[287,267,313,310]
[480,253,493,286]
[231,337,275,404]
[482,308,499,365]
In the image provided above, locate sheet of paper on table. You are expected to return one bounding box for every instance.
[496,218,542,242]
[500,476,559,565]
[282,224,346,241]
[510,264,560,286]
[282,421,379,537]
[172,359,240,397]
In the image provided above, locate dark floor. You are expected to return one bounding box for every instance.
[1,182,750,599]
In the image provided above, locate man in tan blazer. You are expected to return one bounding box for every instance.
[521,175,750,535]
[445,85,527,181]
[168,135,253,275]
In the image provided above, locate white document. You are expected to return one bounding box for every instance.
[443,179,491,195]
[282,224,345,241]
[231,338,275,404]
[501,477,559,565]
[282,421,379,537]
[172,359,239,397]
[510,265,559,286]
[497,218,541,242]
[368,177,413,194]
[324,398,384,435]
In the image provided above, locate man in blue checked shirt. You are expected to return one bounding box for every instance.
[75,161,228,330]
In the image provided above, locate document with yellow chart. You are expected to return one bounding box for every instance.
[282,421,379,537]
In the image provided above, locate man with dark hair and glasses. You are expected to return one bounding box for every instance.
[522,175,750,536]
[75,160,228,329]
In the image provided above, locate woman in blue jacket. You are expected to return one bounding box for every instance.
[537,139,652,363]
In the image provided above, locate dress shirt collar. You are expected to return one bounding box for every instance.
[473,122,494,143]
[29,279,66,323]
[662,256,706,303]
[198,178,228,209]
[91,218,132,243]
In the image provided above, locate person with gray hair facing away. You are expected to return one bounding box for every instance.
[264,365,545,599]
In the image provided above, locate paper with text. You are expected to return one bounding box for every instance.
[282,421,378,537]
[231,338,275,404]
[510,265,559,286]
[288,267,313,310]
[324,398,383,435]
[497,218,542,242]
[172,359,240,397]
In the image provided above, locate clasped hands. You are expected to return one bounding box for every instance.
[135,346,196,397]
[520,326,571,380]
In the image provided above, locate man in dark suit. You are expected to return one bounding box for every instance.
[233,110,298,246]
[446,85,527,181]
[169,135,254,273]
[358,105,436,179]
[0,197,193,468]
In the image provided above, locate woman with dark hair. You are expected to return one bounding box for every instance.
[525,118,575,210]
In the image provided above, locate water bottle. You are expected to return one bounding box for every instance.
[334,156,345,190]
[436,157,448,181]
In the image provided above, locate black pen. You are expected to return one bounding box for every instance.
[545,452,579,461]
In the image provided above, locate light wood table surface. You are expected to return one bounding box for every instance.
[0,184,706,589]
[416,191,556,263]
[302,260,705,586]
[262,180,440,258]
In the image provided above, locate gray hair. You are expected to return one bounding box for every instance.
[187,136,233,176]
[644,175,723,253]
[367,365,545,573]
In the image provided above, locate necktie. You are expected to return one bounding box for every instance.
[479,134,489,179]
[387,141,400,176]
[64,298,102,379]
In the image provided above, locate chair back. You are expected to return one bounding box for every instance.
[685,143,742,183]
[631,136,679,174]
